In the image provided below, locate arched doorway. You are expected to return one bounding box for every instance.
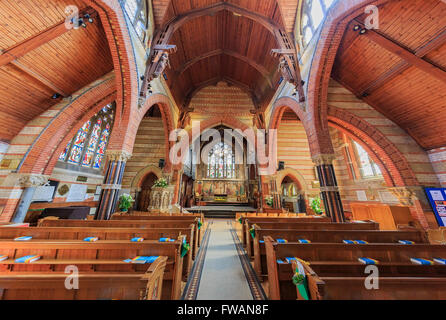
[137,172,158,211]
[280,175,306,213]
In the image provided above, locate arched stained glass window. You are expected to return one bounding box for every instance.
[301,0,337,47]
[207,142,236,179]
[59,104,115,170]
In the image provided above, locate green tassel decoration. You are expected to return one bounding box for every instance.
[181,242,190,258]
[249,227,255,239]
[198,219,203,230]
[238,217,242,224]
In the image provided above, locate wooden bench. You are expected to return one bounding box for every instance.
[0,239,185,299]
[239,216,332,247]
[265,237,446,300]
[0,256,167,300]
[245,220,379,257]
[253,228,429,277]
[0,226,195,276]
[38,219,200,258]
[110,214,203,248]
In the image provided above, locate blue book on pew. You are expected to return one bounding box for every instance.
[398,240,414,244]
[343,240,355,244]
[259,240,265,243]
[15,255,41,263]
[277,239,288,243]
[354,240,368,244]
[410,258,434,265]
[159,238,175,242]
[83,237,99,242]
[124,256,159,264]
[298,239,311,244]
[131,237,144,242]
[14,236,32,241]
[276,259,285,264]
[358,257,379,265]
[434,258,446,265]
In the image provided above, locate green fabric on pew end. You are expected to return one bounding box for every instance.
[249,228,255,239]
[181,243,190,258]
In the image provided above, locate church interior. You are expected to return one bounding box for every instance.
[0,0,445,302]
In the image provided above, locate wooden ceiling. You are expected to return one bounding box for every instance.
[156,0,285,109]
[0,0,113,143]
[332,0,446,150]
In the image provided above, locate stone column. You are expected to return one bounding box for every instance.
[95,150,132,220]
[11,174,49,223]
[312,154,345,223]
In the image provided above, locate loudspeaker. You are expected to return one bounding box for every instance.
[159,159,165,169]
[278,161,285,171]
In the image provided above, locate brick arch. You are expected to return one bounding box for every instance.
[126,94,176,173]
[276,168,307,194]
[85,0,138,148]
[306,0,392,155]
[16,74,117,175]
[327,106,419,187]
[130,165,163,190]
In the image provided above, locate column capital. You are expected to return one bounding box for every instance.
[311,154,336,166]
[106,150,132,162]
[16,174,49,188]
[388,186,425,206]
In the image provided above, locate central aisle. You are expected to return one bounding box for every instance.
[196,219,253,300]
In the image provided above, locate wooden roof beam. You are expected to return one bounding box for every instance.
[0,7,96,68]
[355,21,446,95]
[10,61,69,97]
[360,27,446,96]
[172,49,273,88]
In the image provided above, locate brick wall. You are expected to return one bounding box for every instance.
[277,118,318,194]
[428,147,446,187]
[122,117,166,189]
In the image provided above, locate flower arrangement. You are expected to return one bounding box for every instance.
[265,196,274,207]
[310,196,323,215]
[118,194,134,212]
[153,178,168,188]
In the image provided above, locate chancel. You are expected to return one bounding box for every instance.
[0,0,445,303]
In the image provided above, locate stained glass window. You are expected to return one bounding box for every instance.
[301,0,337,47]
[58,104,115,170]
[207,143,236,179]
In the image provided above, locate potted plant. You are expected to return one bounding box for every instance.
[118,193,134,213]
[310,196,323,215]
[265,196,274,207]
[153,177,168,188]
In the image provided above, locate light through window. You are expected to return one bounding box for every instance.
[353,141,382,178]
[301,0,337,47]
[207,142,236,179]
[59,104,115,170]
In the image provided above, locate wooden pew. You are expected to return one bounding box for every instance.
[0,226,195,276]
[110,214,203,248]
[0,239,185,300]
[253,227,429,277]
[265,237,446,300]
[0,256,167,300]
[245,219,379,257]
[240,216,332,247]
[38,219,199,259]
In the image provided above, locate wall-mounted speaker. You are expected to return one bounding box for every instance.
[278,161,285,171]
[159,159,165,169]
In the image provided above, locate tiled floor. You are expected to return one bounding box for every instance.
[196,219,253,300]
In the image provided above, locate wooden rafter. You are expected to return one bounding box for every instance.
[355,21,446,95]
[0,8,96,68]
[10,61,69,97]
[172,49,273,88]
[359,27,446,96]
